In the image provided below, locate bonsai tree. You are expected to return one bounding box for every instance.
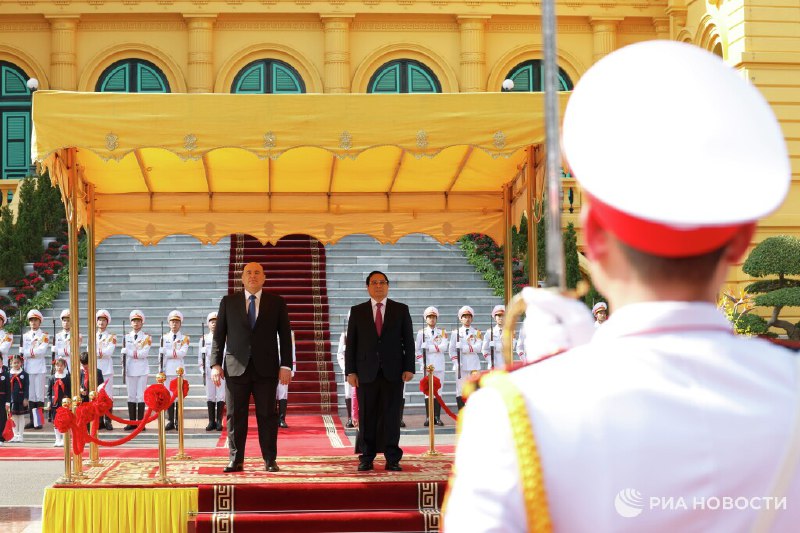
[742,235,800,340]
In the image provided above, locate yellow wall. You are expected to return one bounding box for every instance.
[1,0,798,326]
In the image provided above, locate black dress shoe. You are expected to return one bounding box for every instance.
[266,461,280,472]
[435,418,444,427]
[165,421,175,431]
[424,418,429,427]
[223,462,243,473]
[279,419,288,429]
[357,460,374,472]
[345,419,354,428]
[400,419,406,428]
[385,462,402,472]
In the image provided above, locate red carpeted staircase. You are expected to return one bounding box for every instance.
[229,234,335,414]
[193,479,445,532]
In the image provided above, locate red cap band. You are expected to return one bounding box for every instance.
[587,195,744,257]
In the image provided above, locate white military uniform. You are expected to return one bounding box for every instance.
[95,329,117,399]
[22,328,49,403]
[445,303,800,532]
[515,326,526,364]
[199,331,224,402]
[122,330,151,402]
[0,328,12,367]
[448,325,481,397]
[335,331,351,400]
[276,332,296,401]
[415,326,448,387]
[161,331,190,378]
[53,330,82,373]
[481,325,505,370]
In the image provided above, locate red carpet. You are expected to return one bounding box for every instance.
[229,234,336,414]
[194,479,446,532]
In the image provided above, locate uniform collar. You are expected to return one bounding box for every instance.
[592,301,733,341]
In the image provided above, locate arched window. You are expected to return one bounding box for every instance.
[96,59,170,93]
[368,60,441,93]
[505,60,574,92]
[232,60,305,94]
[1,61,33,180]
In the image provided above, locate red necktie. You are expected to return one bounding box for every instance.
[84,371,89,390]
[375,303,383,336]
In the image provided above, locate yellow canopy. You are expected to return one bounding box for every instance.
[32,91,566,246]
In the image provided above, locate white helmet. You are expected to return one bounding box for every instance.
[59,309,70,319]
[27,309,44,321]
[129,310,145,322]
[0,310,6,324]
[492,305,506,317]
[96,309,111,322]
[458,306,475,318]
[168,310,184,322]
[592,302,608,316]
[423,306,439,319]
[206,312,218,323]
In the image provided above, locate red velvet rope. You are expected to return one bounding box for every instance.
[419,375,458,421]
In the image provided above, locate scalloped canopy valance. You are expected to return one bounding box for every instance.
[33,91,565,246]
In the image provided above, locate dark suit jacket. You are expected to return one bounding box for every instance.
[211,291,292,378]
[344,298,415,383]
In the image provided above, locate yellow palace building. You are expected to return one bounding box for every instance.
[0,0,798,296]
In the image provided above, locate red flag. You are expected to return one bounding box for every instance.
[2,418,14,441]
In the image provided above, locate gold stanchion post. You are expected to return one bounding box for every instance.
[156,373,172,484]
[175,367,191,460]
[57,398,72,484]
[422,365,441,457]
[71,395,84,479]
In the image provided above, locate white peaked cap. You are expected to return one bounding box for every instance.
[207,312,218,323]
[27,309,44,321]
[592,302,608,316]
[492,305,506,317]
[96,309,111,321]
[562,41,790,257]
[60,309,70,319]
[423,306,439,318]
[168,310,184,322]
[129,310,145,322]
[0,310,6,323]
[458,306,475,318]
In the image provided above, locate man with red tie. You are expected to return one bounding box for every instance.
[345,270,415,472]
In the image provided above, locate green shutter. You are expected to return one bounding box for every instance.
[100,64,129,92]
[2,112,31,179]
[557,68,574,91]
[510,65,533,92]
[407,64,437,93]
[2,66,29,96]
[138,63,168,92]
[371,64,400,93]
[272,64,303,93]
[234,64,265,93]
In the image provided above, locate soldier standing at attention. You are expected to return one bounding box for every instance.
[481,305,506,370]
[22,309,49,430]
[275,331,296,429]
[336,312,355,428]
[122,310,152,431]
[448,306,481,412]
[200,312,225,431]
[53,309,82,374]
[161,310,189,431]
[0,310,12,367]
[592,301,609,328]
[415,306,448,427]
[95,309,117,430]
[444,41,800,532]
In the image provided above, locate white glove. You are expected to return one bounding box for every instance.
[521,287,595,362]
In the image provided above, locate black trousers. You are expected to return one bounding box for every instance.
[357,370,404,464]
[225,361,279,464]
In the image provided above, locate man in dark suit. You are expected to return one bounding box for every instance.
[345,270,415,472]
[211,262,293,473]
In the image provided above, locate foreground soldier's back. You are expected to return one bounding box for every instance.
[444,41,799,532]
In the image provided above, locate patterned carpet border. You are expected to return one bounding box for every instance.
[53,455,453,487]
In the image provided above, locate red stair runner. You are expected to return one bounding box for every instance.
[229,234,335,414]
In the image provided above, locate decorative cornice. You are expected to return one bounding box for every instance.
[352,21,459,31]
[215,20,323,29]
[487,22,591,32]
[0,21,50,31]
[80,20,187,30]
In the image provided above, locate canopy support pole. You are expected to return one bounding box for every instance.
[503,183,513,305]
[66,147,83,476]
[87,184,100,466]
[527,146,539,288]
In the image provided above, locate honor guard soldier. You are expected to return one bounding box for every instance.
[416,306,448,427]
[53,309,82,373]
[0,310,12,367]
[276,331,296,429]
[122,310,152,431]
[482,305,506,370]
[448,306,482,412]
[592,301,609,327]
[0,350,9,445]
[95,309,117,430]
[22,309,49,430]
[336,312,355,428]
[515,325,527,364]
[445,41,800,532]
[199,312,224,432]
[47,356,71,447]
[161,310,189,431]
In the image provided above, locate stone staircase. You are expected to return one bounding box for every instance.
[325,234,503,423]
[47,234,230,419]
